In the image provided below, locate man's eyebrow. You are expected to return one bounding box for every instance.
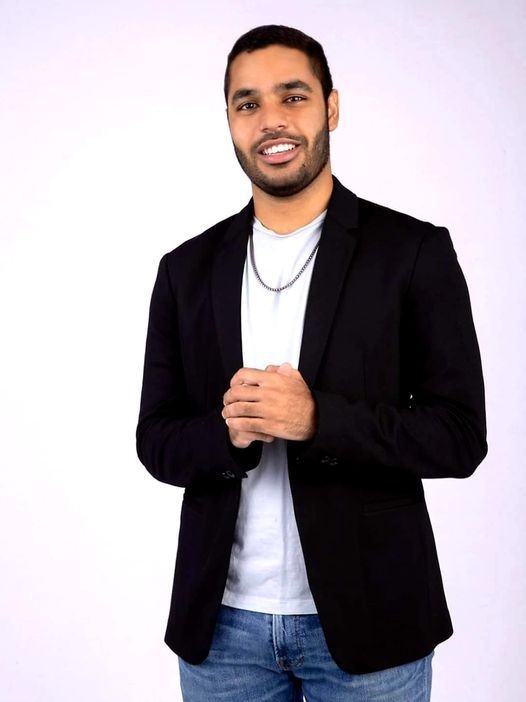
[231,88,258,104]
[276,80,313,93]
[230,80,314,105]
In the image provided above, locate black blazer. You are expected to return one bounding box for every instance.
[136,175,488,674]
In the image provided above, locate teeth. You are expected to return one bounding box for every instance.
[262,143,296,155]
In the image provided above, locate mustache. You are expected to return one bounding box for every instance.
[251,132,307,154]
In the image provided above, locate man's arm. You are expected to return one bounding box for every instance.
[135,253,262,488]
[295,225,488,479]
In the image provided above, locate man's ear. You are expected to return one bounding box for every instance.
[327,89,339,132]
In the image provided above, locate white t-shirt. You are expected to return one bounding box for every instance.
[221,209,326,614]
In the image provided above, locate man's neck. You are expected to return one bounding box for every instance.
[252,165,333,235]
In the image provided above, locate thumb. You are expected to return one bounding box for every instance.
[277,362,296,375]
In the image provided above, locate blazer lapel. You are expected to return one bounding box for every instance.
[211,176,360,389]
[298,177,359,387]
[211,199,254,385]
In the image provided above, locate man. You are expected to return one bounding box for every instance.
[136,24,487,701]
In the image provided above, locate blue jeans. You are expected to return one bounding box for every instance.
[178,604,434,701]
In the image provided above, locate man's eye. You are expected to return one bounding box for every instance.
[286,95,305,103]
[239,102,257,111]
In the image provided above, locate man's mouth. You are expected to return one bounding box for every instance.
[261,142,297,155]
[257,138,302,165]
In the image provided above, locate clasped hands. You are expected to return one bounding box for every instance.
[221,362,318,449]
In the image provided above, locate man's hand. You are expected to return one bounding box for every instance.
[222,362,318,448]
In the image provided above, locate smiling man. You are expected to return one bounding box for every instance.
[228,46,335,203]
[136,25,488,702]
[227,41,337,228]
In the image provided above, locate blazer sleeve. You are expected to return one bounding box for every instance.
[135,253,262,488]
[296,225,488,479]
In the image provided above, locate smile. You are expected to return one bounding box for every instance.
[262,143,297,155]
[257,140,302,165]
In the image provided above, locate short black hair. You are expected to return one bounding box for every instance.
[224,24,333,104]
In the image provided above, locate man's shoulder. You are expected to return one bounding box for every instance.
[330,176,446,243]
[357,194,440,235]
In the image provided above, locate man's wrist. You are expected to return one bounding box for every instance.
[304,394,319,440]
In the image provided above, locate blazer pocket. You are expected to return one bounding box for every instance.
[361,494,423,515]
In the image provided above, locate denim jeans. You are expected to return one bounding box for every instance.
[178,604,434,701]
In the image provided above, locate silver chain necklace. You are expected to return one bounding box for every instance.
[248,230,320,293]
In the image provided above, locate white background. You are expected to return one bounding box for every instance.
[1,1,524,700]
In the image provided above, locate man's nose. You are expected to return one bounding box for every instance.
[258,103,288,132]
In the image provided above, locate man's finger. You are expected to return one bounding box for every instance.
[223,401,264,419]
[230,367,268,387]
[277,362,295,375]
[225,416,277,435]
[223,384,263,406]
[229,429,275,447]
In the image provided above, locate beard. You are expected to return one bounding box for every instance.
[232,121,330,198]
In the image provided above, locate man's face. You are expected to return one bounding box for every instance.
[226,45,339,197]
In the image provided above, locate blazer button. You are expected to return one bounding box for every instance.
[222,470,235,479]
[328,458,339,466]
[320,455,330,464]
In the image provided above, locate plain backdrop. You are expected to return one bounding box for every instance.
[1,1,524,700]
